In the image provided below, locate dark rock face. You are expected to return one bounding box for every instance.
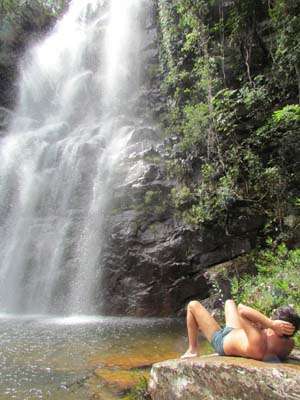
[96,0,264,317]
[0,3,63,113]
[149,355,300,400]
[98,120,263,315]
[100,185,261,316]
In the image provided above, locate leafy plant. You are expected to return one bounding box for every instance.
[158,0,299,237]
[232,243,300,347]
[122,377,151,400]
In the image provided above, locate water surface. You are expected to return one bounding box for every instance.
[0,314,212,399]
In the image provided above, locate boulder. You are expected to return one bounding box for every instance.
[203,255,256,303]
[149,355,300,400]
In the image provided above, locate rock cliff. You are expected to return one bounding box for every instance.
[149,355,300,400]
[0,0,274,317]
[0,2,64,130]
[98,0,264,317]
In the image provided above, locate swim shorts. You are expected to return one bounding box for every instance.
[211,326,234,355]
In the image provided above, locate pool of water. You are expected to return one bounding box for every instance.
[0,314,212,399]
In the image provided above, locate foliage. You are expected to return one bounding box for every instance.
[269,0,300,101]
[232,243,300,347]
[0,0,67,45]
[133,189,169,217]
[272,105,300,124]
[180,103,210,150]
[0,0,66,16]
[122,377,151,400]
[158,0,300,238]
[0,0,67,108]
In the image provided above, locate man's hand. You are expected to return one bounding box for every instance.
[271,320,295,336]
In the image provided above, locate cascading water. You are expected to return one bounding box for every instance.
[0,0,145,315]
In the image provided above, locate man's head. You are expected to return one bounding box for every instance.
[272,306,300,336]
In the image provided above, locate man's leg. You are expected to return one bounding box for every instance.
[224,299,242,328]
[182,300,221,358]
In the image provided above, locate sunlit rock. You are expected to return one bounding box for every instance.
[149,355,300,400]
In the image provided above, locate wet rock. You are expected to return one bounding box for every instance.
[94,368,149,392]
[100,202,260,316]
[90,352,180,371]
[0,3,62,109]
[89,0,265,317]
[98,115,263,317]
[140,0,159,78]
[203,255,256,302]
[128,127,160,145]
[149,355,300,400]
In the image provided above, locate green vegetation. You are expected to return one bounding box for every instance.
[0,0,65,15]
[158,1,300,345]
[134,189,169,217]
[232,243,300,346]
[122,377,151,400]
[0,0,66,33]
[0,0,67,108]
[158,0,300,240]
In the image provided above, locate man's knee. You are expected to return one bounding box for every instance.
[188,300,202,311]
[225,299,236,308]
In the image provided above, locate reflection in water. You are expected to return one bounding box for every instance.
[0,315,211,399]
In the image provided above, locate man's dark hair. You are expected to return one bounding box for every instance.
[272,306,300,336]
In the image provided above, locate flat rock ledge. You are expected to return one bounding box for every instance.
[148,355,300,400]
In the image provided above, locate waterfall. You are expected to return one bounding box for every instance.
[0,0,145,315]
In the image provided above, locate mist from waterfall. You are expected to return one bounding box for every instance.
[0,0,144,315]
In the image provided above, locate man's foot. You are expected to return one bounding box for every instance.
[180,350,198,359]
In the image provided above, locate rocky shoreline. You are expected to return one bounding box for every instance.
[149,354,300,400]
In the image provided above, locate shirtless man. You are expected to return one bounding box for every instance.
[182,300,299,361]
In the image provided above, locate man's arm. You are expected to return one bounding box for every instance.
[238,304,273,329]
[238,304,295,336]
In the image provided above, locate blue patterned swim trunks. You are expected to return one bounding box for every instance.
[211,326,234,355]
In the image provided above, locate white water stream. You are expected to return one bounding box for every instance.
[0,0,144,315]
